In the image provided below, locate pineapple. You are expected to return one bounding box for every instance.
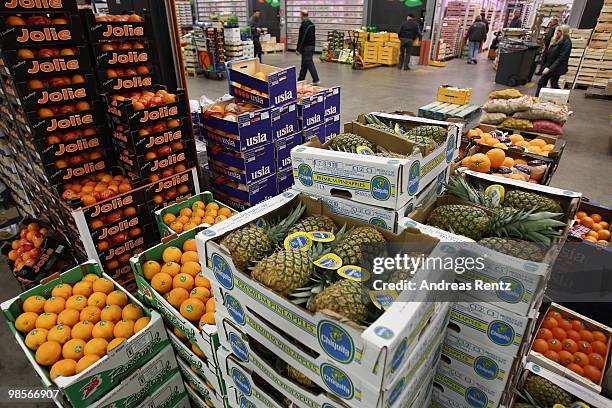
[333,226,387,266]
[220,204,305,271]
[375,151,409,159]
[504,190,562,213]
[444,176,498,208]
[366,123,394,133]
[251,249,315,296]
[478,237,545,262]
[329,133,377,153]
[406,125,448,145]
[308,279,369,323]
[427,204,566,244]
[286,365,315,388]
[287,215,336,235]
[523,376,573,408]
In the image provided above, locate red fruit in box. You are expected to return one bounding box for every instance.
[118,183,131,193]
[24,259,36,268]
[123,207,136,217]
[71,74,85,84]
[174,164,186,173]
[28,79,44,89]
[51,17,68,25]
[152,123,167,133]
[128,227,142,238]
[28,248,42,259]
[136,66,149,74]
[591,340,607,356]
[117,252,132,264]
[128,14,142,22]
[62,131,78,141]
[163,93,176,104]
[6,16,26,26]
[26,15,51,25]
[138,129,150,136]
[67,155,82,166]
[59,105,76,115]
[19,239,33,250]
[17,49,35,59]
[145,151,156,160]
[12,240,20,249]
[101,44,114,51]
[89,151,103,160]
[118,42,132,50]
[161,169,174,178]
[62,190,77,200]
[92,191,101,200]
[177,185,190,194]
[47,135,61,144]
[50,106,61,115]
[167,119,180,128]
[132,102,145,111]
[60,48,76,56]
[157,146,172,156]
[76,101,91,112]
[33,237,44,248]
[83,128,96,136]
[38,108,54,118]
[133,42,145,49]
[105,211,122,224]
[100,190,114,200]
[106,69,118,78]
[106,260,119,270]
[8,250,18,261]
[112,233,128,245]
[47,77,65,87]
[149,173,160,182]
[578,341,593,354]
[164,189,177,200]
[171,142,184,151]
[116,68,126,76]
[589,353,605,369]
[150,97,163,106]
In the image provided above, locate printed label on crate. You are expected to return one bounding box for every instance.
[98,24,144,39]
[104,75,153,92]
[42,112,95,132]
[15,27,73,43]
[26,57,81,75]
[106,50,149,65]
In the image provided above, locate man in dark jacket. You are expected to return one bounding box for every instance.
[509,10,523,28]
[537,18,559,75]
[296,10,319,84]
[397,14,421,70]
[480,12,489,34]
[249,10,263,62]
[465,16,487,64]
[537,25,572,96]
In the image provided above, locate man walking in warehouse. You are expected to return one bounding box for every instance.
[397,14,421,70]
[537,18,559,75]
[465,15,487,64]
[296,10,320,84]
[249,9,263,62]
[509,10,523,28]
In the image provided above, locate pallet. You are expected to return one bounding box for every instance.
[418,101,482,122]
[354,62,381,70]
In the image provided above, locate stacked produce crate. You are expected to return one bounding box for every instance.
[297,82,341,146]
[175,0,193,29]
[201,27,225,73]
[437,18,462,59]
[223,26,242,60]
[200,58,299,210]
[195,188,452,408]
[326,30,345,51]
[131,227,229,408]
[576,1,612,88]
[560,28,592,88]
[194,0,247,26]
[2,260,188,408]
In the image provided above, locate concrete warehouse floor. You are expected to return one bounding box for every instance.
[0,51,610,407]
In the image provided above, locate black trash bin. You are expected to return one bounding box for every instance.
[495,40,541,86]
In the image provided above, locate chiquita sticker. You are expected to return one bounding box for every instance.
[313,254,342,270]
[306,231,335,242]
[369,290,398,310]
[356,146,374,155]
[284,232,312,252]
[337,265,370,282]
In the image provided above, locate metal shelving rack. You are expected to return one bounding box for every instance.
[194,0,248,25]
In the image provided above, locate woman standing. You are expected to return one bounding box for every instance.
[536,24,572,96]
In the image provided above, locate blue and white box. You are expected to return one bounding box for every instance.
[207,141,276,184]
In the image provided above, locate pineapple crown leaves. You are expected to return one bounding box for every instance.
[445,176,498,208]
[489,210,566,245]
[266,203,307,243]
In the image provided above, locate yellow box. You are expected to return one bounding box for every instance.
[436,85,472,105]
[386,40,401,48]
[389,33,399,40]
[364,54,379,64]
[369,32,390,43]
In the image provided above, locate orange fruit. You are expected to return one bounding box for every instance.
[169,222,184,233]
[529,138,547,148]
[165,287,190,308]
[190,216,203,225]
[544,350,560,363]
[143,261,162,280]
[48,324,71,345]
[50,359,77,382]
[191,343,205,358]
[474,128,483,135]
[578,341,593,354]
[182,239,197,252]
[180,251,199,264]
[566,363,584,376]
[179,208,193,218]
[598,221,609,229]
[36,313,58,330]
[62,338,86,360]
[579,330,594,343]
[206,298,215,313]
[576,211,587,219]
[584,365,602,383]
[163,247,183,263]
[106,290,128,307]
[469,153,491,173]
[92,278,114,295]
[532,339,549,353]
[214,216,227,224]
[25,328,49,350]
[558,350,574,366]
[466,129,479,138]
[113,319,135,339]
[485,148,505,168]
[552,327,567,340]
[484,138,498,146]
[585,236,598,242]
[573,352,590,367]
[567,329,581,342]
[122,304,143,321]
[527,146,542,154]
[73,281,94,297]
[80,306,101,324]
[192,201,206,211]
[537,328,553,341]
[84,338,108,357]
[204,216,216,225]
[542,144,555,152]
[514,158,527,165]
[23,296,46,313]
[151,272,173,294]
[493,143,508,150]
[57,308,81,327]
[87,292,107,308]
[218,208,232,217]
[598,229,611,241]
[589,353,605,369]
[134,317,150,333]
[194,209,206,219]
[82,274,99,283]
[195,273,211,289]
[190,287,210,303]
[183,221,198,231]
[36,341,62,366]
[163,213,177,225]
[542,316,559,330]
[180,261,201,277]
[180,299,205,321]
[515,140,529,148]
[65,295,88,311]
[76,354,100,374]
[100,304,123,323]
[205,202,220,211]
[173,327,186,340]
[590,214,602,223]
[571,320,586,331]
[562,338,578,353]
[92,320,115,342]
[580,217,595,228]
[173,274,195,292]
[587,231,599,239]
[547,310,563,321]
[205,209,218,218]
[509,134,524,143]
[107,337,126,352]
[71,320,94,341]
[547,338,562,352]
[592,223,603,232]
[592,331,608,343]
[44,297,66,314]
[160,262,181,277]
[591,340,607,355]
[199,312,215,327]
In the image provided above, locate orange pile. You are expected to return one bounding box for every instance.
[460,148,541,183]
[575,212,611,246]
[163,201,233,234]
[142,239,215,329]
[467,129,555,157]
[14,275,150,383]
[532,310,609,384]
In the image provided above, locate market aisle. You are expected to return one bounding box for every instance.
[188,52,612,203]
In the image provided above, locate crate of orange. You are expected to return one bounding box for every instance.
[130,226,221,364]
[154,192,238,237]
[528,303,611,393]
[0,260,168,408]
[570,199,612,248]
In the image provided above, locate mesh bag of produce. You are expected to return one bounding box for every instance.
[513,102,569,123]
[480,112,507,125]
[532,119,564,135]
[500,117,533,130]
[488,88,523,99]
[484,95,533,114]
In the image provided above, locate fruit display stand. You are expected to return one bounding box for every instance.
[154,192,238,237]
[528,303,611,392]
[195,190,454,408]
[1,260,171,408]
[130,227,228,407]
